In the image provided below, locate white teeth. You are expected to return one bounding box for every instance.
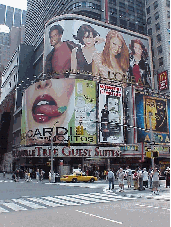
[37,100,49,106]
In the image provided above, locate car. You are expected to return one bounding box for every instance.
[60,172,98,183]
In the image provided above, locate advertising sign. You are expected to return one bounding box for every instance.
[158,71,168,90]
[21,78,96,146]
[99,83,124,143]
[44,15,152,88]
[135,93,170,143]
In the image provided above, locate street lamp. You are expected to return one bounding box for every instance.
[50,121,58,183]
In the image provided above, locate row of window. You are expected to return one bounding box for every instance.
[146,1,158,14]
[67,2,101,11]
[147,10,170,25]
[148,22,160,35]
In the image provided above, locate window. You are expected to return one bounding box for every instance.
[155,23,160,31]
[82,2,86,7]
[166,0,170,7]
[153,1,158,10]
[119,2,125,8]
[154,12,159,20]
[137,16,143,23]
[128,0,134,3]
[109,0,116,5]
[159,57,163,66]
[147,17,152,25]
[148,28,152,35]
[153,63,155,69]
[119,10,126,17]
[128,5,134,12]
[151,38,153,46]
[167,10,170,18]
[156,34,161,42]
[157,45,162,54]
[168,22,170,29]
[110,8,117,14]
[146,6,150,14]
[152,49,154,58]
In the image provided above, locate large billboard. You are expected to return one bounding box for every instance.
[21,78,96,146]
[158,71,169,90]
[135,93,170,144]
[99,84,124,143]
[44,15,153,88]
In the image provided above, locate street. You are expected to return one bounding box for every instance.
[0,173,170,227]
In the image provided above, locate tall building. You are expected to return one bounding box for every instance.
[146,0,170,92]
[25,0,147,47]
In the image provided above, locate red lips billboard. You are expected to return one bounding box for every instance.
[21,78,96,146]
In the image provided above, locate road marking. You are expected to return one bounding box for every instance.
[75,210,123,225]
[43,196,78,206]
[3,202,27,211]
[12,199,46,209]
[0,207,9,213]
[27,198,64,207]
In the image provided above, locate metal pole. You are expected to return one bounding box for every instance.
[149,112,154,169]
[50,121,58,183]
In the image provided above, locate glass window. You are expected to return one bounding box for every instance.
[156,34,161,42]
[128,0,134,3]
[151,38,153,46]
[147,17,152,25]
[159,57,163,66]
[119,2,125,8]
[128,5,134,12]
[109,0,116,5]
[157,45,162,54]
[82,2,86,7]
[168,21,170,29]
[153,1,158,10]
[167,10,170,18]
[146,6,150,14]
[154,12,159,20]
[155,22,160,31]
[148,28,152,35]
[119,10,126,17]
[166,0,170,7]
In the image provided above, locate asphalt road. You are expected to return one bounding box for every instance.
[0,173,169,227]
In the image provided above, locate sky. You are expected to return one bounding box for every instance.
[0,0,27,10]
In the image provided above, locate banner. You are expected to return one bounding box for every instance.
[158,71,168,90]
[21,79,96,146]
[99,84,124,143]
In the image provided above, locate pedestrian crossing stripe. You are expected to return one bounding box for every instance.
[0,192,169,214]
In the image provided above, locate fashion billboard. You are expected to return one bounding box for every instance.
[135,93,170,144]
[21,78,96,146]
[99,83,124,143]
[44,15,153,88]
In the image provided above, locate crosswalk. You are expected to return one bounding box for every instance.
[0,192,169,214]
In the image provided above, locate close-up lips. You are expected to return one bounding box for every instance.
[32,94,64,123]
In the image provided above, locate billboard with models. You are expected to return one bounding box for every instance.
[21,78,96,146]
[99,83,124,143]
[43,15,153,88]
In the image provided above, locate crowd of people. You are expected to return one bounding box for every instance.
[106,166,170,194]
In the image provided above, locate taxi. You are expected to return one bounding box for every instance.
[60,172,98,183]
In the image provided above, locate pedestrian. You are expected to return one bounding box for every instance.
[49,170,51,183]
[143,168,148,188]
[36,169,39,182]
[138,167,143,191]
[133,169,138,190]
[108,169,114,191]
[148,167,153,189]
[117,168,125,192]
[152,167,160,195]
[165,167,170,188]
[3,171,5,179]
[126,166,132,189]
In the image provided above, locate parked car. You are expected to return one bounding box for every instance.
[60,172,98,183]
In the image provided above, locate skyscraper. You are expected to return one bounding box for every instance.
[146,0,170,91]
[25,0,147,47]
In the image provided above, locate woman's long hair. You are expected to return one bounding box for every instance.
[101,30,129,73]
[129,39,148,60]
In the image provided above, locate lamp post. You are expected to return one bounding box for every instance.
[50,121,58,183]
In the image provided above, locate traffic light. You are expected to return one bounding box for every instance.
[153,151,159,157]
[76,126,84,135]
[145,151,152,158]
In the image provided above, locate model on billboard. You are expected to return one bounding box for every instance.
[128,39,151,88]
[23,79,75,145]
[101,104,110,141]
[44,24,77,77]
[71,24,105,73]
[92,30,129,80]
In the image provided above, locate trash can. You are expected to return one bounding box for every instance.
[55,173,60,182]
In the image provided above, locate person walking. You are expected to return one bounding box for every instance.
[49,170,52,183]
[152,167,160,195]
[126,166,132,189]
[165,167,170,188]
[138,167,143,191]
[108,169,114,191]
[143,168,148,188]
[133,169,138,190]
[117,168,125,192]
[148,167,153,189]
[36,169,39,183]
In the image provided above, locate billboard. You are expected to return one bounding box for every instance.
[21,78,96,146]
[99,84,124,143]
[44,15,152,88]
[135,93,170,144]
[158,71,168,90]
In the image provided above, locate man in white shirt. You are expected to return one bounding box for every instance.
[143,168,148,188]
